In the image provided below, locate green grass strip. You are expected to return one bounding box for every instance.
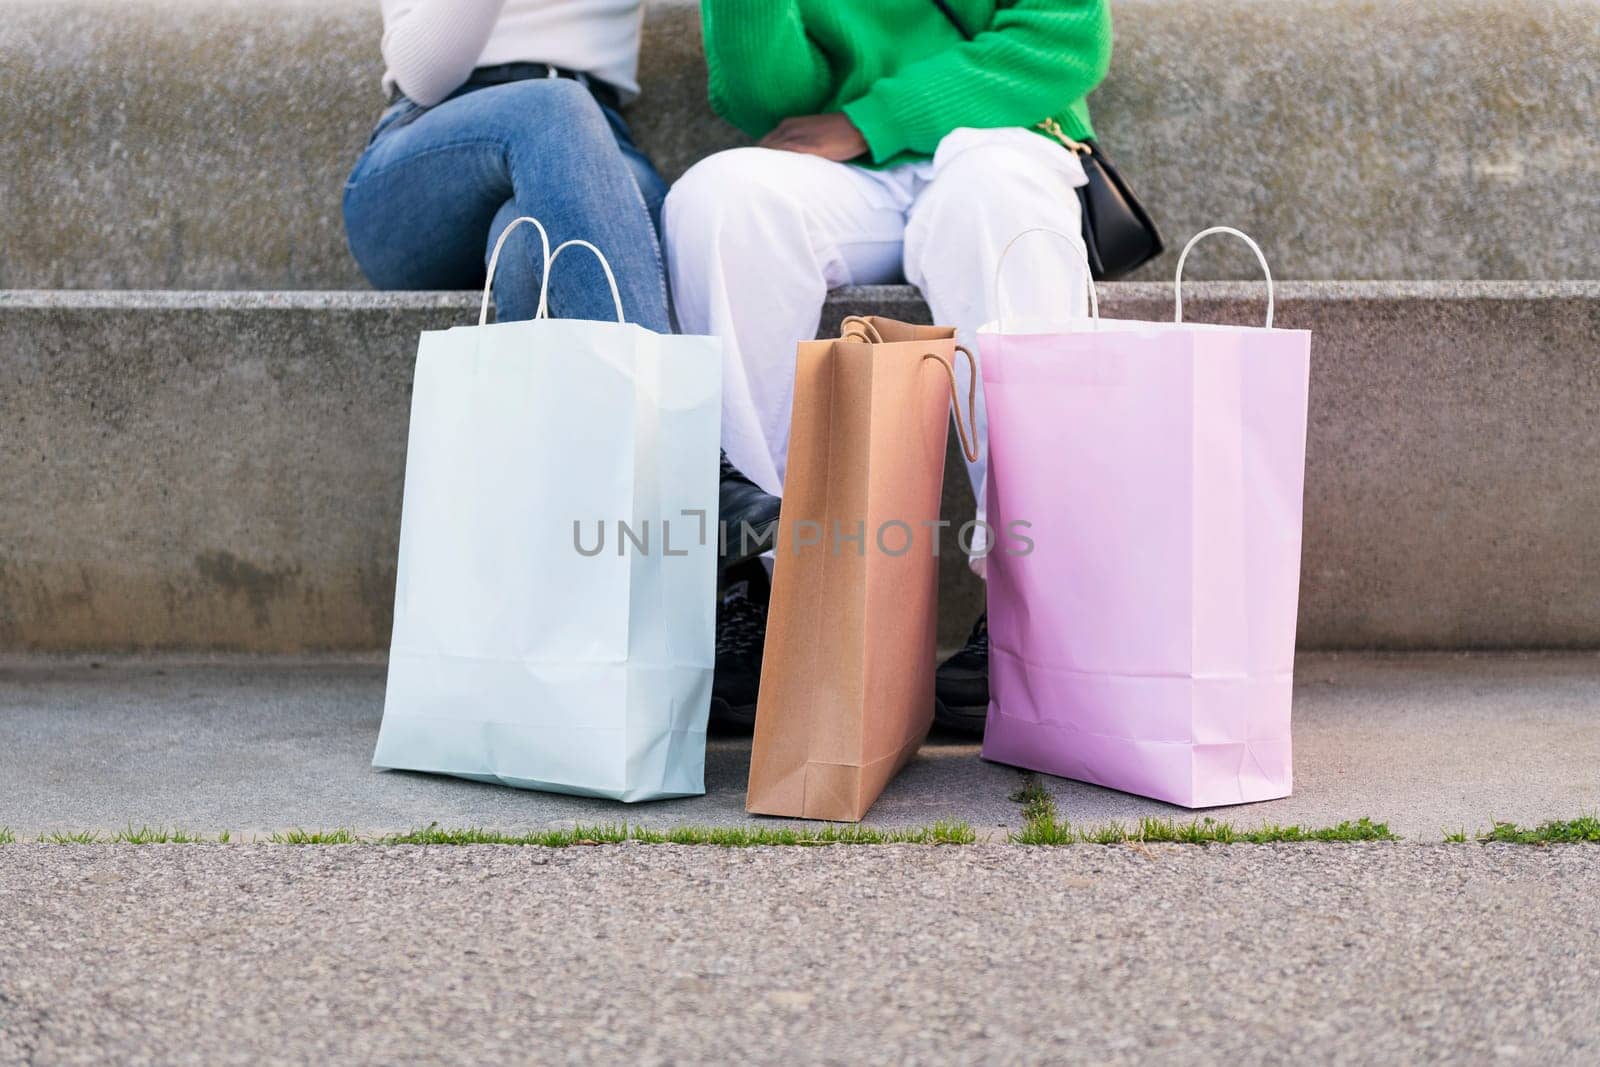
[378,820,977,847]
[1013,813,1397,845]
[0,822,977,847]
[1008,775,1396,844]
[42,815,1600,847]
[265,822,977,847]
[1477,816,1600,844]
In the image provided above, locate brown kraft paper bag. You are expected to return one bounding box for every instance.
[745,315,978,822]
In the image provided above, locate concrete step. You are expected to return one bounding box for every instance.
[2,282,1596,652]
[2,0,1596,289]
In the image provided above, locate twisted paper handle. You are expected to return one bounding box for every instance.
[1174,226,1274,329]
[840,315,884,344]
[924,345,981,463]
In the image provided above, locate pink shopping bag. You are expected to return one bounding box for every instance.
[979,227,1311,808]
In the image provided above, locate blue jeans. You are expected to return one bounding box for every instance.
[342,76,670,330]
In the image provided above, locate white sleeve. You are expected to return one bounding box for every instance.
[381,0,510,106]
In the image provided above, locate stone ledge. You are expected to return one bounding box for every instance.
[1,0,1596,288]
[7,280,1600,311]
[1,282,1597,651]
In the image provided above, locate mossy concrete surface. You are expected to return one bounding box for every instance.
[2,283,1597,653]
[0,0,1595,288]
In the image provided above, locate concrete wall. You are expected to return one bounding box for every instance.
[2,1,1595,654]
[3,283,1596,653]
[1,0,1596,289]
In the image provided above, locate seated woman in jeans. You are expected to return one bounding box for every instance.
[342,0,780,579]
[342,0,668,327]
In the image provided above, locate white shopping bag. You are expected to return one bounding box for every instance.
[373,217,722,801]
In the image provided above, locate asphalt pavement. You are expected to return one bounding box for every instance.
[4,652,1598,1064]
[2,843,1597,1064]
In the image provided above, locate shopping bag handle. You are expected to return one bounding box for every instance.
[480,216,551,326]
[993,227,1100,331]
[840,318,978,460]
[537,239,626,324]
[478,217,627,326]
[1174,226,1275,329]
[840,315,884,343]
[924,346,981,463]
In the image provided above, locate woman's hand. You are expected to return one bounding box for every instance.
[758,113,869,161]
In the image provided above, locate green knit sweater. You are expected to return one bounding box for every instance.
[701,0,1112,166]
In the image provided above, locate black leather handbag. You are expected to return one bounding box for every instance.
[928,0,1164,279]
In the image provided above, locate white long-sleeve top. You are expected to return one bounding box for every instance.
[380,0,645,106]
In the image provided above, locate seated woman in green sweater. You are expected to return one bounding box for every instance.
[664,0,1112,732]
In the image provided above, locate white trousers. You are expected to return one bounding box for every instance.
[664,127,1090,561]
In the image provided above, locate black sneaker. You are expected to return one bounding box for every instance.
[719,452,781,573]
[933,612,989,734]
[709,563,769,731]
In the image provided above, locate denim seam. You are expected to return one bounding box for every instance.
[626,173,671,320]
[591,111,669,317]
[345,138,510,190]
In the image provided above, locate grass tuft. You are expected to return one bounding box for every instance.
[1009,821,1079,845]
[1009,774,1055,823]
[111,825,207,845]
[1443,828,1469,843]
[268,828,359,845]
[1008,776,1079,844]
[0,827,14,845]
[40,829,103,844]
[1477,816,1600,844]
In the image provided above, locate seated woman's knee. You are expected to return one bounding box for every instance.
[665,148,802,233]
